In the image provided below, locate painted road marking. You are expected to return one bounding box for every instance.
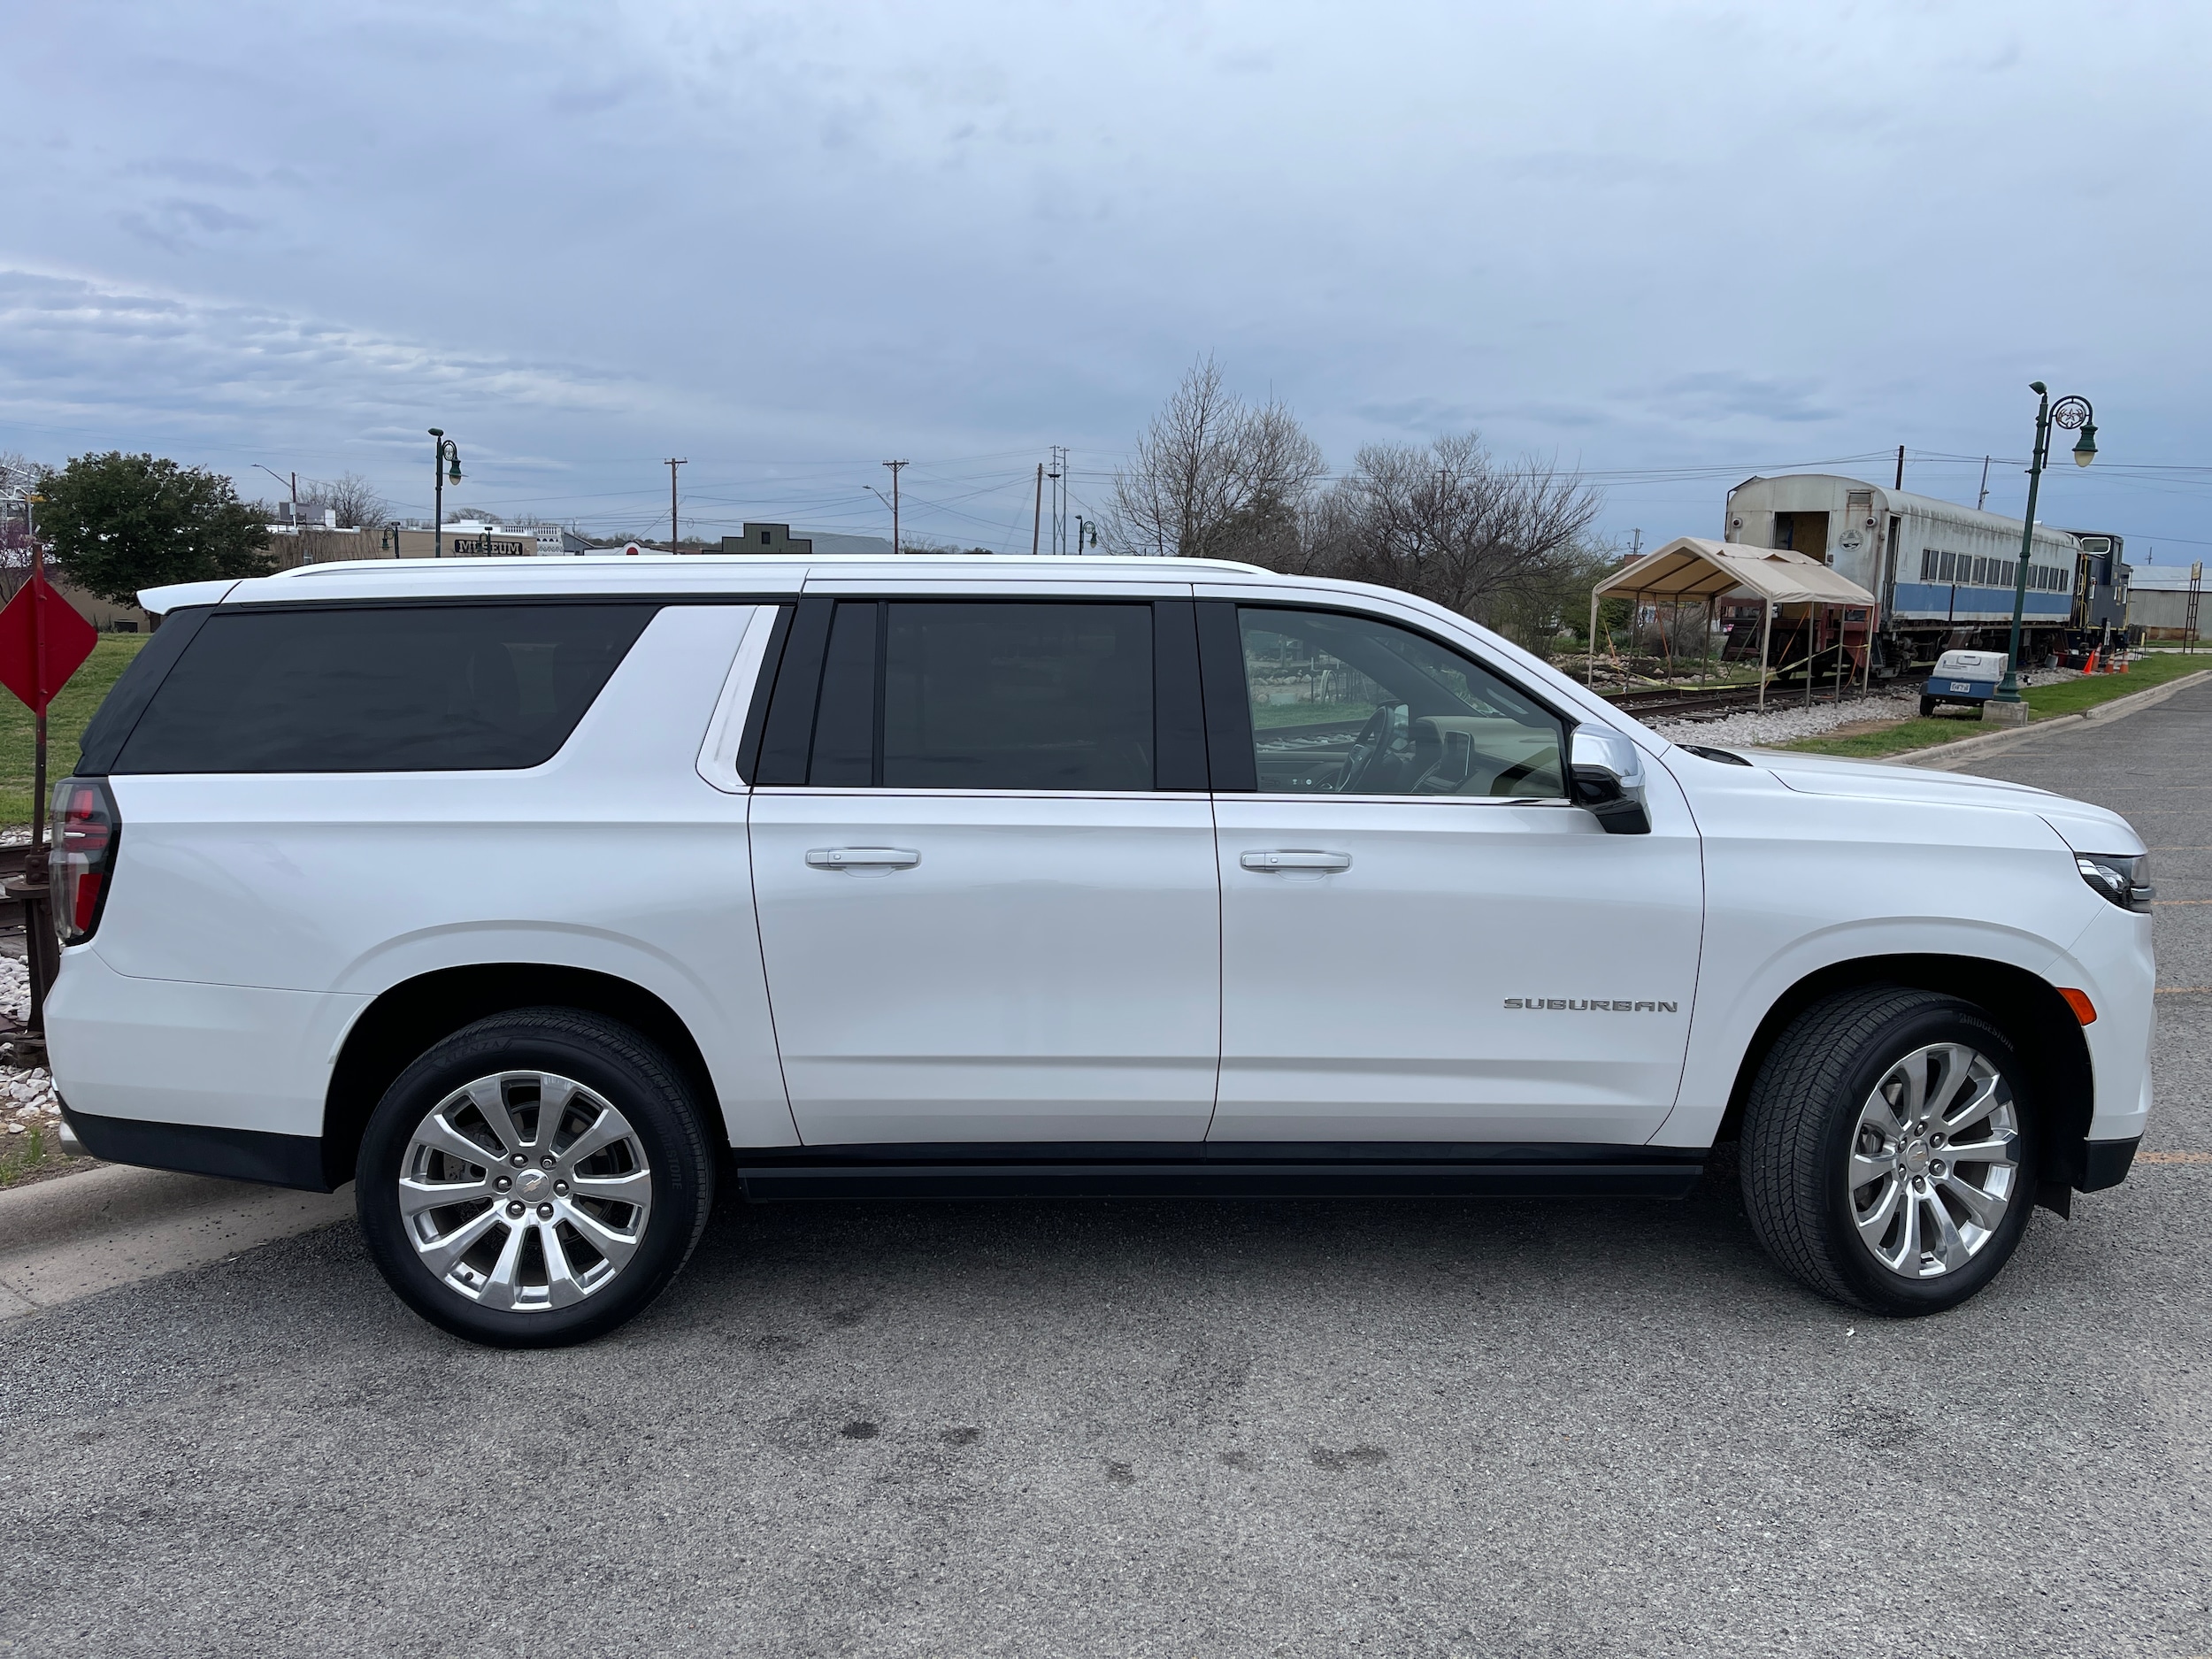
[2137,1151,2212,1164]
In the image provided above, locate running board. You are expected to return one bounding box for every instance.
[735,1145,1704,1202]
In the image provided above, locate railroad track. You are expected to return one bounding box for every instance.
[0,844,27,929]
[1594,683,1883,723]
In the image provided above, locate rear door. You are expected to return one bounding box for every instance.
[1202,595,1704,1147]
[748,594,1222,1145]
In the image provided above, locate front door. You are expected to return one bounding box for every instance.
[1208,602,1704,1147]
[749,596,1221,1146]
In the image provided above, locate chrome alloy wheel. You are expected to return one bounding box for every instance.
[1847,1042,2020,1279]
[398,1071,653,1311]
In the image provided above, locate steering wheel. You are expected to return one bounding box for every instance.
[1333,703,1405,794]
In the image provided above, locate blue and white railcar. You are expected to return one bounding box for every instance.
[1724,473,2085,668]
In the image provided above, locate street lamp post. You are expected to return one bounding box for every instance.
[254,464,300,526]
[1992,381,2098,705]
[428,428,463,557]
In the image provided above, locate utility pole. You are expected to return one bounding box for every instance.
[1976,456,1992,512]
[881,459,908,555]
[1894,445,1905,489]
[1630,528,1642,561]
[1031,463,1044,557]
[664,458,687,551]
[1048,446,1068,556]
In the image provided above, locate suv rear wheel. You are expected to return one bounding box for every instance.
[357,1009,715,1347]
[1741,987,2036,1315]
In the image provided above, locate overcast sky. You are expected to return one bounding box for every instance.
[3,1,2206,558]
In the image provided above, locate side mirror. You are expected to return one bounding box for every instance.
[1571,726,1651,835]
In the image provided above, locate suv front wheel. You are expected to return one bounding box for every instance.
[1741,987,2037,1315]
[357,1009,716,1347]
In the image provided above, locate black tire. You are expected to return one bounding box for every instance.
[1917,696,1937,718]
[1740,987,2037,1317]
[357,1008,715,1348]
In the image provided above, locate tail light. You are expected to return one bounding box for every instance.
[50,777,120,944]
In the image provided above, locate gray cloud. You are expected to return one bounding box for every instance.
[117,197,263,253]
[1644,373,1843,426]
[0,0,2202,549]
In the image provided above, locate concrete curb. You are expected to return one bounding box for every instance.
[1893,667,2212,772]
[0,1161,352,1320]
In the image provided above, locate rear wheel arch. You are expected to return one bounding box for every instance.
[1715,954,2093,1202]
[322,964,726,1189]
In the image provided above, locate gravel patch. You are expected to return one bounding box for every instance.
[0,954,59,1132]
[1650,686,1919,747]
[1647,666,2084,749]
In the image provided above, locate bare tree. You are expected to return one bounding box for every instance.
[1104,357,1325,562]
[1305,434,1603,653]
[297,472,388,530]
[1105,367,1608,655]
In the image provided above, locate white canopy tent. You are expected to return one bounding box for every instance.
[1590,537,1881,708]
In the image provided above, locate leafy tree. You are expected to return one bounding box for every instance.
[34,452,274,605]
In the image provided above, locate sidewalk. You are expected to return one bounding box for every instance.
[1894,665,2212,771]
[0,1161,351,1320]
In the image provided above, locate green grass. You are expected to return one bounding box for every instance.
[0,1121,87,1189]
[1783,653,2211,758]
[0,635,147,825]
[2015,650,2208,715]
[1781,718,1986,758]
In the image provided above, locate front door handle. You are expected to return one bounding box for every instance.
[806,847,921,870]
[1240,849,1352,872]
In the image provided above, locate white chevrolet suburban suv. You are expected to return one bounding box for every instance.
[45,556,2154,1346]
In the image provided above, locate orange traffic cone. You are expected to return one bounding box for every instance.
[2085,649,2099,674]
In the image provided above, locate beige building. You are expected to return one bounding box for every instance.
[0,573,150,633]
[378,523,549,560]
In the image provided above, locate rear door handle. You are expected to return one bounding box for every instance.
[806,847,921,870]
[1240,849,1352,872]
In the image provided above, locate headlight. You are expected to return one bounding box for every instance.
[2077,852,2153,914]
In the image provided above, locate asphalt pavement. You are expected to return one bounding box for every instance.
[4,684,2208,1659]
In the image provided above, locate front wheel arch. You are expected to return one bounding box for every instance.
[1714,955,2093,1204]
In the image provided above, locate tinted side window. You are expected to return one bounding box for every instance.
[808,601,878,787]
[881,602,1153,790]
[112,603,658,773]
[1238,607,1566,797]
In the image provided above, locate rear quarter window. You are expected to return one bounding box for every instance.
[108,603,658,773]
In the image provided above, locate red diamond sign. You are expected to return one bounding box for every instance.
[0,572,99,716]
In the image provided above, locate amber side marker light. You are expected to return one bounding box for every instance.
[2058,987,2098,1025]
